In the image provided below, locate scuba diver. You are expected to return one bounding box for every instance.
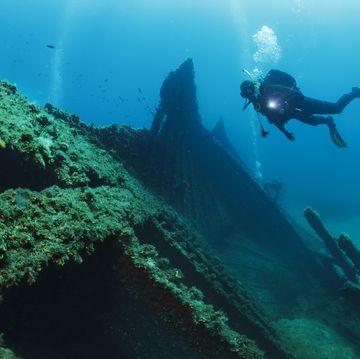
[240,69,360,147]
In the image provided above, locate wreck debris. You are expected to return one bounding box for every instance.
[304,207,359,284]
[338,233,360,272]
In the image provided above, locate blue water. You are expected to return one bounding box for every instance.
[1,0,360,240]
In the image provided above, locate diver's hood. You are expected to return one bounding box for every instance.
[240,80,255,110]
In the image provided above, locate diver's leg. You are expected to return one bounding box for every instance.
[295,113,335,127]
[300,88,359,114]
[295,113,347,147]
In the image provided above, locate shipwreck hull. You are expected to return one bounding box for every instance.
[0,78,294,358]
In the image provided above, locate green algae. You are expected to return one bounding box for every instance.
[0,81,124,187]
[0,186,133,287]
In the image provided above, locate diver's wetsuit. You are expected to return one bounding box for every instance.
[301,91,357,114]
[240,69,360,146]
[256,82,359,143]
[258,83,357,122]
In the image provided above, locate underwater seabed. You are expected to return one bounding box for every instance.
[0,59,359,359]
[219,233,360,359]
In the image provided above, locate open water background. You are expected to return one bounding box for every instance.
[1,0,359,242]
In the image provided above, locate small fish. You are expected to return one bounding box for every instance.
[119,97,125,102]
[46,44,55,49]
[137,88,142,92]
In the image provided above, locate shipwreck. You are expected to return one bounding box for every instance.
[0,59,359,359]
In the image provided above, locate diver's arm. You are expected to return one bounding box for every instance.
[274,122,295,141]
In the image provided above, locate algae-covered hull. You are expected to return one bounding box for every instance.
[0,75,283,358]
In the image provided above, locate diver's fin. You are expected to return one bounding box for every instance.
[329,126,348,148]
